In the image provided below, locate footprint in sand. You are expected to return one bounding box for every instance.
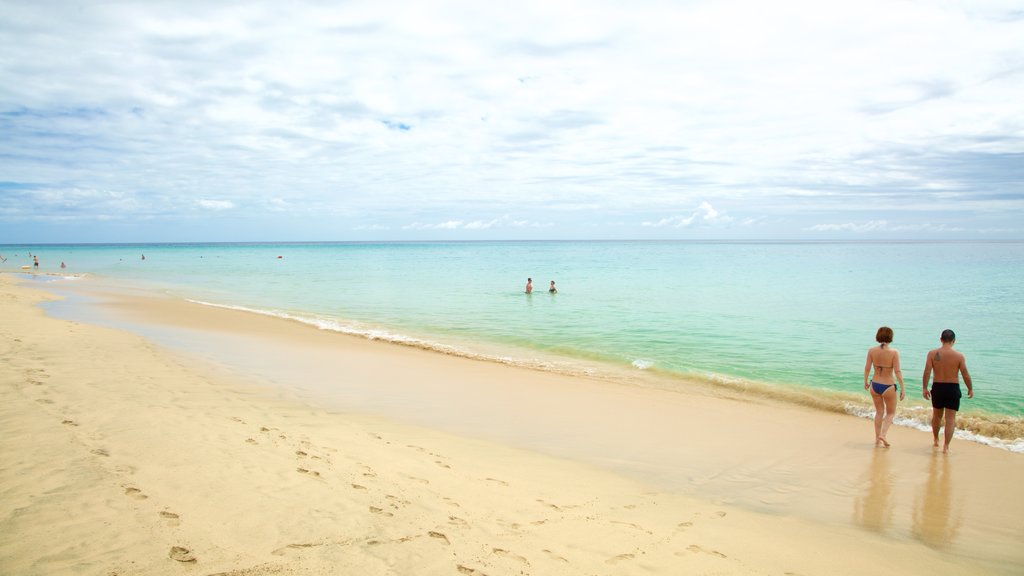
[606,553,635,565]
[91,448,110,457]
[124,487,148,500]
[168,546,196,563]
[492,548,529,565]
[536,499,561,511]
[369,506,393,517]
[428,531,450,545]
[686,544,727,558]
[271,543,316,556]
[543,549,569,563]
[296,467,321,477]
[456,565,485,575]
[485,478,508,486]
[351,484,367,490]
[160,511,181,526]
[610,520,651,534]
[36,398,54,404]
[434,460,451,469]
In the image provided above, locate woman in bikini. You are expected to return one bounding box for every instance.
[864,326,905,447]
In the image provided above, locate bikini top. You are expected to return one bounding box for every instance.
[874,347,894,373]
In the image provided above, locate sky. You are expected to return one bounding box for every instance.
[1,0,1023,243]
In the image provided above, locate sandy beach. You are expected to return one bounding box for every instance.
[2,274,1022,575]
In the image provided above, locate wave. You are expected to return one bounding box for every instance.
[185,298,1024,454]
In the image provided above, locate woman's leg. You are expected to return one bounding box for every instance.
[871,392,886,446]
[879,387,897,445]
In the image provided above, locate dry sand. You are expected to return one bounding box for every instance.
[1,274,1022,575]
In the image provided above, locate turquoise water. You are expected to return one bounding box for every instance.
[4,241,1023,435]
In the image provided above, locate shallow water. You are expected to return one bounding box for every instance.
[6,240,1023,446]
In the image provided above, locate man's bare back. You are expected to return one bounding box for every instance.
[925,346,968,384]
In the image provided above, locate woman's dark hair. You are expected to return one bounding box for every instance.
[940,329,956,343]
[876,326,893,344]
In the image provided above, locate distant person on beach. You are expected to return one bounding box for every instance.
[33,255,39,270]
[525,278,533,294]
[864,326,905,447]
[923,329,973,453]
[549,280,557,293]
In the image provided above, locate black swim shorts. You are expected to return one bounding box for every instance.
[930,382,962,411]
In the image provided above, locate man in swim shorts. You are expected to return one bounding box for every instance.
[922,329,973,453]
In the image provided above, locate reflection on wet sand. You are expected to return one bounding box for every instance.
[854,448,893,533]
[912,455,962,549]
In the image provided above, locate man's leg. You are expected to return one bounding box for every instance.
[931,408,943,448]
[943,409,957,453]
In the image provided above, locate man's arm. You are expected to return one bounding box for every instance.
[960,356,973,399]
[922,350,933,399]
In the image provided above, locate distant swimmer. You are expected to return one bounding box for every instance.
[141,254,145,260]
[60,261,66,269]
[864,326,905,448]
[923,329,973,453]
[525,278,533,294]
[549,280,557,294]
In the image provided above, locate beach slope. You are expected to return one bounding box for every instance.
[1,275,1021,575]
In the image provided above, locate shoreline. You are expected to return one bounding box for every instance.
[21,269,1024,451]
[3,273,1023,574]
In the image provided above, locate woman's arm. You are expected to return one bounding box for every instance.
[864,350,873,390]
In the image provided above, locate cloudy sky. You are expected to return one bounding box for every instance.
[2,0,1022,243]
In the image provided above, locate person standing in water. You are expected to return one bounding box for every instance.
[525,278,533,294]
[548,280,557,293]
[864,326,905,447]
[923,329,973,453]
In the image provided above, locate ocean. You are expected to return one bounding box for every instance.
[4,240,1022,451]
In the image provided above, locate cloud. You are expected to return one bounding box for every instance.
[642,201,733,228]
[1,1,1023,241]
[807,220,889,233]
[196,199,235,211]
[806,220,972,233]
[401,216,548,231]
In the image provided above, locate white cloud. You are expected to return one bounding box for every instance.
[1,0,1022,241]
[464,219,499,230]
[808,220,1006,234]
[196,199,236,211]
[400,216,550,231]
[807,220,889,233]
[643,201,734,228]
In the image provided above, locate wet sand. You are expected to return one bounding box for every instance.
[2,274,1022,575]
